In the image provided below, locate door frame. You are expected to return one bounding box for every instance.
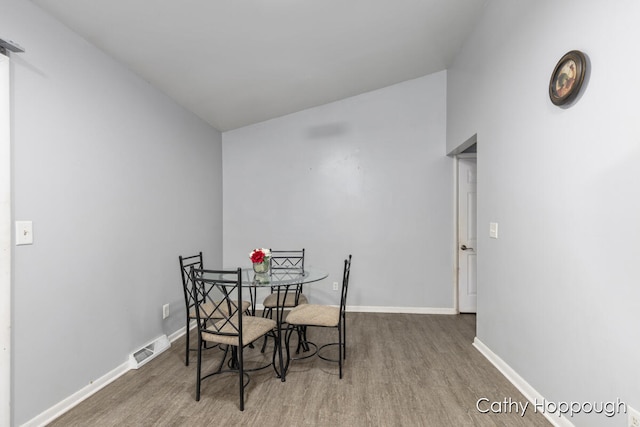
[1,52,11,427]
[453,152,477,313]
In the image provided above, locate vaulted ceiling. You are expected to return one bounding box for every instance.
[32,0,487,131]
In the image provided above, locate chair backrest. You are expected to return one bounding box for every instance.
[190,267,244,340]
[270,248,305,272]
[269,249,305,294]
[339,255,353,316]
[179,252,203,317]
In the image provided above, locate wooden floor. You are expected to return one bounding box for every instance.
[48,313,551,426]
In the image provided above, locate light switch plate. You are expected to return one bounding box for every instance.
[15,221,33,245]
[489,222,499,239]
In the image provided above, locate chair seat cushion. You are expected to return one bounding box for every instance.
[263,291,308,308]
[189,300,251,319]
[286,304,340,327]
[202,316,276,346]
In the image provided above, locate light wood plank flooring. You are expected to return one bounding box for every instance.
[48,313,550,426]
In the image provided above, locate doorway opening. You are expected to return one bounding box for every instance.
[456,152,477,313]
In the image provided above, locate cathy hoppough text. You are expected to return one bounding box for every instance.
[476,397,627,418]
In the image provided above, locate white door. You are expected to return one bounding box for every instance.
[458,157,477,313]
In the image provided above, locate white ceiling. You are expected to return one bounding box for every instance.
[32,0,487,131]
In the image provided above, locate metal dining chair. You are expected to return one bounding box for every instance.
[260,249,310,353]
[285,254,352,378]
[261,248,308,315]
[178,252,251,366]
[190,267,276,410]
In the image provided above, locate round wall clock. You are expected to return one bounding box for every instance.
[549,50,587,106]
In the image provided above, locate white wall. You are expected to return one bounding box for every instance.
[223,72,453,311]
[2,1,223,425]
[448,1,640,426]
[1,53,12,427]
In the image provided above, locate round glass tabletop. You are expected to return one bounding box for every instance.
[240,267,328,287]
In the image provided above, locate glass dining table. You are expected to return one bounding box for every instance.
[240,266,328,381]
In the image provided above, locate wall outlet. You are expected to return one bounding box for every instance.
[629,406,640,427]
[162,304,170,319]
[333,282,339,291]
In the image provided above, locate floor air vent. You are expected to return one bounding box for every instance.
[128,335,170,369]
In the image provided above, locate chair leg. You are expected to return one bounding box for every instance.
[185,318,190,366]
[342,314,347,360]
[237,345,245,411]
[284,324,295,359]
[302,326,311,352]
[196,336,202,401]
[338,324,343,379]
[295,326,310,354]
[295,328,303,354]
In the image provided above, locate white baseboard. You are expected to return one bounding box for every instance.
[168,324,189,343]
[347,305,457,315]
[20,361,130,427]
[171,305,456,316]
[21,330,188,427]
[472,338,574,427]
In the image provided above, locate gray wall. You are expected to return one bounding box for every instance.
[223,72,453,310]
[448,1,640,425]
[3,1,223,425]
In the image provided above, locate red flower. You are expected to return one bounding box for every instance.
[249,248,271,264]
[250,249,266,264]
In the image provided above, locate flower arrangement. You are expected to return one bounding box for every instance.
[249,248,271,264]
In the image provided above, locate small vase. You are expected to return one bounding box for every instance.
[253,257,270,274]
